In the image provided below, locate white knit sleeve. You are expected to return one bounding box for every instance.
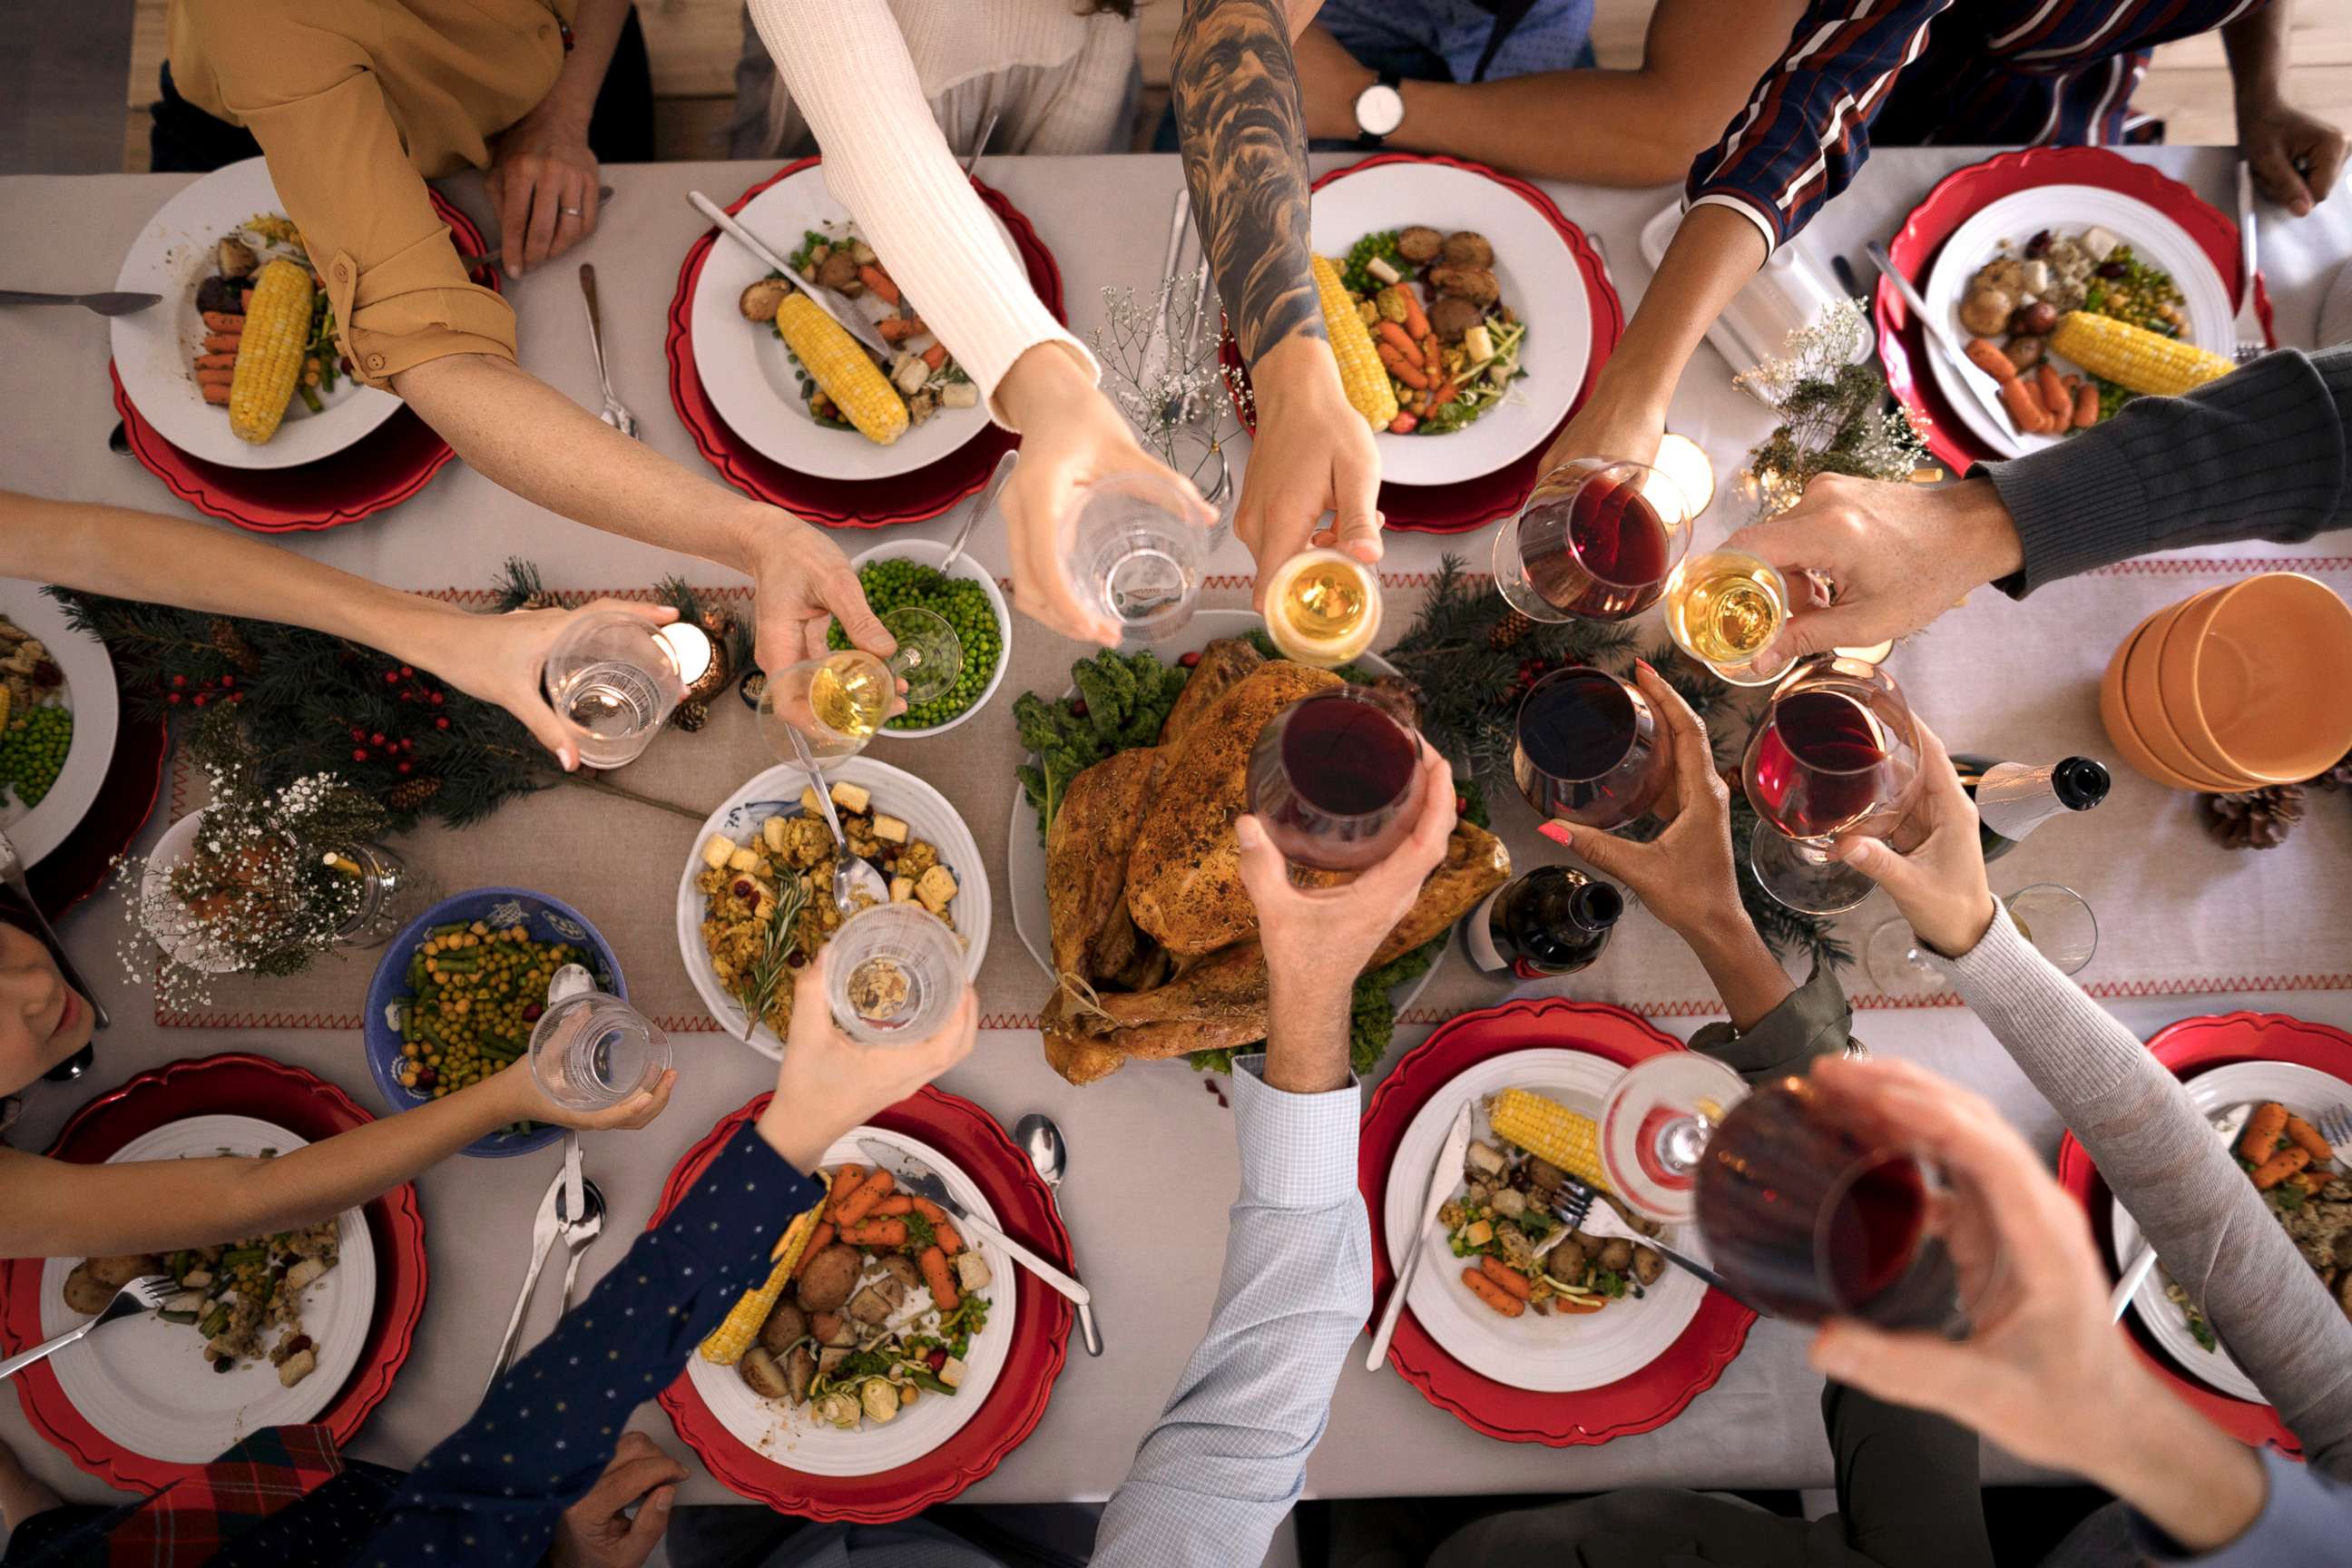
[746,0,1098,428]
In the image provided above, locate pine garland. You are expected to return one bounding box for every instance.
[1385,556,1845,971]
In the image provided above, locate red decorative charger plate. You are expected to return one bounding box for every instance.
[655,1086,1073,1521]
[2055,1010,2352,1458]
[1218,152,1624,534]
[1360,998,1755,1444]
[665,161,1064,527]
[0,1054,428,1490]
[1877,147,2274,475]
[110,191,492,533]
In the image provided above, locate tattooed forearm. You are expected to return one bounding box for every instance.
[1172,0,1324,368]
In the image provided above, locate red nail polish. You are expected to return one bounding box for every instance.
[1536,820,1572,846]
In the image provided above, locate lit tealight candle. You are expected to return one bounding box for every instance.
[1837,639,1896,664]
[1647,432,1717,518]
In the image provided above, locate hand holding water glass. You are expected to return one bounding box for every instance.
[757,946,978,1173]
[1059,470,1214,644]
[541,608,715,770]
[528,963,672,1113]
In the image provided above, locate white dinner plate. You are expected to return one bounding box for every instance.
[0,582,117,869]
[35,1115,376,1463]
[678,758,990,1059]
[1382,1049,1705,1393]
[111,157,400,470]
[1309,161,1590,486]
[689,165,1004,482]
[1922,184,2234,460]
[681,1123,1015,1476]
[2108,1059,2351,1404]
[1004,610,1444,1018]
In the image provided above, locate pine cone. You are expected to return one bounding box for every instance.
[2203,784,2305,850]
[517,591,567,612]
[210,617,259,673]
[674,699,709,733]
[2309,750,2352,792]
[384,775,443,812]
[1488,609,1533,650]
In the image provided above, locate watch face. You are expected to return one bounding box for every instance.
[1356,83,1405,138]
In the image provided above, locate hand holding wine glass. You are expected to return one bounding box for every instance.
[1832,720,2000,960]
[1802,1056,2266,1555]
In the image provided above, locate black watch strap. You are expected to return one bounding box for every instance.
[1356,71,1403,150]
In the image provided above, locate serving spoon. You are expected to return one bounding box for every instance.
[1014,1112,1103,1356]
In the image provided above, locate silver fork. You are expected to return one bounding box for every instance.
[578,263,637,438]
[1541,1176,1757,1309]
[0,1276,174,1381]
[2319,1103,2352,1152]
[2232,161,2267,364]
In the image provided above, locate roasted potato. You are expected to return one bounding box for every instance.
[1396,226,1445,265]
[815,249,862,294]
[1958,285,2014,338]
[783,1343,818,1403]
[740,279,790,321]
[2003,335,2046,372]
[1428,295,1485,344]
[1425,266,1499,307]
[1597,1237,1636,1273]
[759,1298,809,1355]
[740,1345,790,1399]
[1440,231,1494,268]
[1630,1246,1666,1286]
[877,1255,923,1295]
[795,1244,863,1314]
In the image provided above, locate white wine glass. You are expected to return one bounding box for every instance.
[1261,547,1382,668]
[1663,548,1791,687]
[1865,883,2099,997]
[757,606,961,763]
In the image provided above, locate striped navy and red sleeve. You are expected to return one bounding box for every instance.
[1683,0,1954,252]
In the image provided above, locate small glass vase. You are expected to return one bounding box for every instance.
[324,841,427,950]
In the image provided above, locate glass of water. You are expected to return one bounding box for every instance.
[542,610,714,769]
[528,964,671,1112]
[1062,470,1212,644]
[825,904,966,1045]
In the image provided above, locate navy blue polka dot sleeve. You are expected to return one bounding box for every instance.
[349,1126,821,1566]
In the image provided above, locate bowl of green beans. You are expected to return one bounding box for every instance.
[828,540,1011,737]
[363,887,623,1158]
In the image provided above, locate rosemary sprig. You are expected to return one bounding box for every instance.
[735,870,812,1041]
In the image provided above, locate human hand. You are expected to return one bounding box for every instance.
[487,103,602,277]
[1537,662,1740,942]
[756,949,978,1172]
[1236,744,1456,981]
[2238,95,2347,217]
[437,599,678,770]
[995,344,1215,645]
[1830,720,1996,959]
[738,509,896,674]
[1727,475,2024,679]
[1536,368,1668,476]
[1238,337,1384,610]
[489,1055,677,1132]
[549,1431,685,1568]
[1292,24,1377,143]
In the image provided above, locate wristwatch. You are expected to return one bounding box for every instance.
[1354,72,1405,149]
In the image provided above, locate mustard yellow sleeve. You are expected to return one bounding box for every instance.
[191,9,515,388]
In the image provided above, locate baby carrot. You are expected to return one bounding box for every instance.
[2285,1115,2333,1163]
[909,1196,962,1255]
[833,1169,897,1229]
[828,1165,867,1220]
[1963,338,2017,382]
[201,309,245,333]
[201,383,230,405]
[791,1221,836,1278]
[2241,1103,2288,1162]
[2035,363,2071,421]
[2253,1147,2311,1191]
[858,265,900,306]
[1377,343,1431,389]
[1999,377,2053,434]
[1478,1255,1533,1300]
[1374,319,1423,367]
[839,1218,909,1247]
[870,1195,913,1217]
[876,316,926,342]
[1461,1266,1525,1318]
[1396,285,1432,342]
[2072,381,2099,429]
[920,341,947,370]
[918,1245,959,1311]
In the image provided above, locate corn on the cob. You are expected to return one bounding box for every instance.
[1489,1088,1609,1192]
[228,259,313,445]
[698,1194,828,1366]
[775,293,907,446]
[2050,311,2234,399]
[1310,254,1399,430]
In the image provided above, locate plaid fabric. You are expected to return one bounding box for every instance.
[10,1426,346,1568]
[1687,0,2270,250]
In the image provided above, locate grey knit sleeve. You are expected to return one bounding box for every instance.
[1977,346,2352,595]
[1936,908,2352,1478]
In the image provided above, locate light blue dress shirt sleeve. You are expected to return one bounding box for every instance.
[2138,1448,2352,1565]
[1091,1053,1369,1568]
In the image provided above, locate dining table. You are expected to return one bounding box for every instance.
[2,143,2349,1523]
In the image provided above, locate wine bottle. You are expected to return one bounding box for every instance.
[1951,753,2111,861]
[1465,867,1625,979]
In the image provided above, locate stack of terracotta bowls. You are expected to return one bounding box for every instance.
[2101,573,2352,791]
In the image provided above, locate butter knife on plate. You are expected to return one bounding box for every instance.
[855,1138,1093,1310]
[1366,1100,1474,1371]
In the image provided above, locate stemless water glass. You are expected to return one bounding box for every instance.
[757,606,962,764]
[826,903,968,1045]
[1245,688,1426,872]
[1512,666,1670,831]
[1062,469,1212,643]
[1741,656,1923,915]
[542,610,715,769]
[1865,883,2099,997]
[529,964,671,1112]
[1493,458,1693,624]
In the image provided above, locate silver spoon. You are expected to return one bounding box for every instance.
[941,450,1017,574]
[1014,1112,1103,1356]
[783,725,861,916]
[556,1176,606,1313]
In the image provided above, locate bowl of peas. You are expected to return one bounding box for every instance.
[362,887,625,1158]
[828,539,1011,737]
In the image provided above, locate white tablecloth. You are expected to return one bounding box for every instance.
[2,146,2349,1512]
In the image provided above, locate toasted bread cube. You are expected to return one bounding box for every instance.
[799,786,825,815]
[762,817,791,854]
[869,814,909,845]
[915,865,957,913]
[701,834,737,869]
[952,1250,991,1293]
[937,1355,968,1389]
[828,781,872,814]
[889,876,916,903]
[726,847,762,873]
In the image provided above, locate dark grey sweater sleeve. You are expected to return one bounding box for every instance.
[1977,347,2352,595]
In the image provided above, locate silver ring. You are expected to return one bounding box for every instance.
[558,205,583,219]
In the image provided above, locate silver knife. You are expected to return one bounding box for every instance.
[1365,1101,1473,1370]
[2109,1101,2252,1321]
[0,828,106,1029]
[686,191,897,367]
[856,1138,1093,1308]
[485,1160,568,1394]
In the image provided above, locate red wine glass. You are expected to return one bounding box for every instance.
[1740,656,1922,914]
[1511,666,1670,832]
[1492,458,1693,623]
[1245,688,1426,872]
